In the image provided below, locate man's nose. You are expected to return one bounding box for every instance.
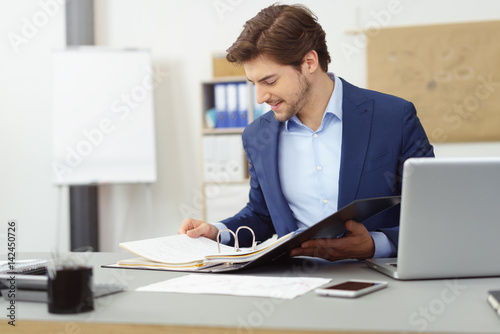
[255,84,270,105]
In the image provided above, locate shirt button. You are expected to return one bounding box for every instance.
[316,165,322,171]
[313,134,318,138]
[323,199,328,204]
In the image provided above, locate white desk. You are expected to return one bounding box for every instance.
[1,252,499,333]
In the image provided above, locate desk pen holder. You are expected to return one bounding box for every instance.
[47,250,94,314]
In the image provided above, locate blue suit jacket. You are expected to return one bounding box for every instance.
[221,78,434,248]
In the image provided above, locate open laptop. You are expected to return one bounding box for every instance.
[366,157,500,280]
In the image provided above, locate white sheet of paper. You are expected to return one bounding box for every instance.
[136,274,331,299]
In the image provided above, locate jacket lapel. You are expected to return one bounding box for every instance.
[251,113,297,235]
[338,78,374,208]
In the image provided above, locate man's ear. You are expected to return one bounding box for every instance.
[302,50,319,73]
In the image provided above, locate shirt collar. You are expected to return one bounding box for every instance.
[285,72,343,131]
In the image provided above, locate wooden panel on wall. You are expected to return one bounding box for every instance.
[367,20,500,143]
[213,53,246,77]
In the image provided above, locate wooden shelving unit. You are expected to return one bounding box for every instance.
[199,77,256,221]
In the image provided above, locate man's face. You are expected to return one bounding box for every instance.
[244,55,310,122]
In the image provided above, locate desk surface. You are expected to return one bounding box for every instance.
[1,252,499,334]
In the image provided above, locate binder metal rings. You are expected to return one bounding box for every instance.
[216,226,256,253]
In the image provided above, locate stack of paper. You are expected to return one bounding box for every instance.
[118,233,288,270]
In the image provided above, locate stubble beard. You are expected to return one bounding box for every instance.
[272,72,311,123]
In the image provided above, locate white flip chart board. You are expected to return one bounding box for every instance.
[52,48,157,185]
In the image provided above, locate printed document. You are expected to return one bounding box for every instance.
[136,274,331,299]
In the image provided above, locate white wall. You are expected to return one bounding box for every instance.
[0,1,67,252]
[1,0,499,252]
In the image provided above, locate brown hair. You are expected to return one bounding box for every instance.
[226,4,331,72]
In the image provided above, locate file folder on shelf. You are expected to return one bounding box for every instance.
[226,83,239,128]
[214,81,248,128]
[214,83,228,128]
[237,82,248,127]
[104,196,401,273]
[203,135,246,182]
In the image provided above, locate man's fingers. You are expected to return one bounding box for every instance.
[346,219,361,231]
[290,220,373,261]
[186,224,207,238]
[178,218,208,237]
[300,238,336,249]
[178,218,218,240]
[178,218,195,234]
[291,239,340,258]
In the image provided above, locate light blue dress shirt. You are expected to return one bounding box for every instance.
[278,72,343,228]
[214,73,396,258]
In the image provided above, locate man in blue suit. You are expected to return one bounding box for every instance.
[179,4,434,260]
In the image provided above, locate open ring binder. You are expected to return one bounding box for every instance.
[111,196,401,273]
[216,226,256,253]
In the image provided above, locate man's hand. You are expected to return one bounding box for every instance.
[289,220,375,261]
[178,218,219,241]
